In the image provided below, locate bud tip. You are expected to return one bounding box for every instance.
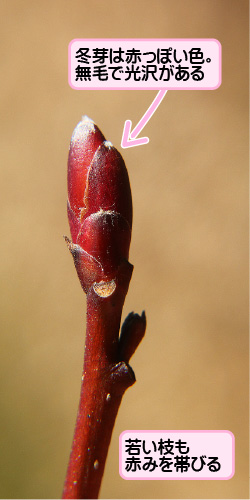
[81,115,94,125]
[103,140,114,149]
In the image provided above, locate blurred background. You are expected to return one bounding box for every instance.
[0,0,248,498]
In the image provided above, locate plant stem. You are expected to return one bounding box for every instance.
[63,261,145,499]
[64,117,145,498]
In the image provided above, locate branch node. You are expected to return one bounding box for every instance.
[108,361,136,393]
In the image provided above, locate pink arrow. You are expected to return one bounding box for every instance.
[121,90,168,149]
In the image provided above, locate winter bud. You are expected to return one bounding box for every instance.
[66,116,133,294]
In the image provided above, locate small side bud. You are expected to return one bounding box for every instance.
[118,311,146,363]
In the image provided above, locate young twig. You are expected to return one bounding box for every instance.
[63,117,146,499]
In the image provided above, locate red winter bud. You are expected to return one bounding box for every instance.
[66,116,133,293]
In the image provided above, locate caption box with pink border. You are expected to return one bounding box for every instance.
[119,430,234,480]
[68,38,221,90]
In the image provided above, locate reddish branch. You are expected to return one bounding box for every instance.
[63,117,146,499]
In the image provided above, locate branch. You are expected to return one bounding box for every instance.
[62,117,146,499]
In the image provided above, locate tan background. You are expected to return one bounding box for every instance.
[0,0,248,498]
